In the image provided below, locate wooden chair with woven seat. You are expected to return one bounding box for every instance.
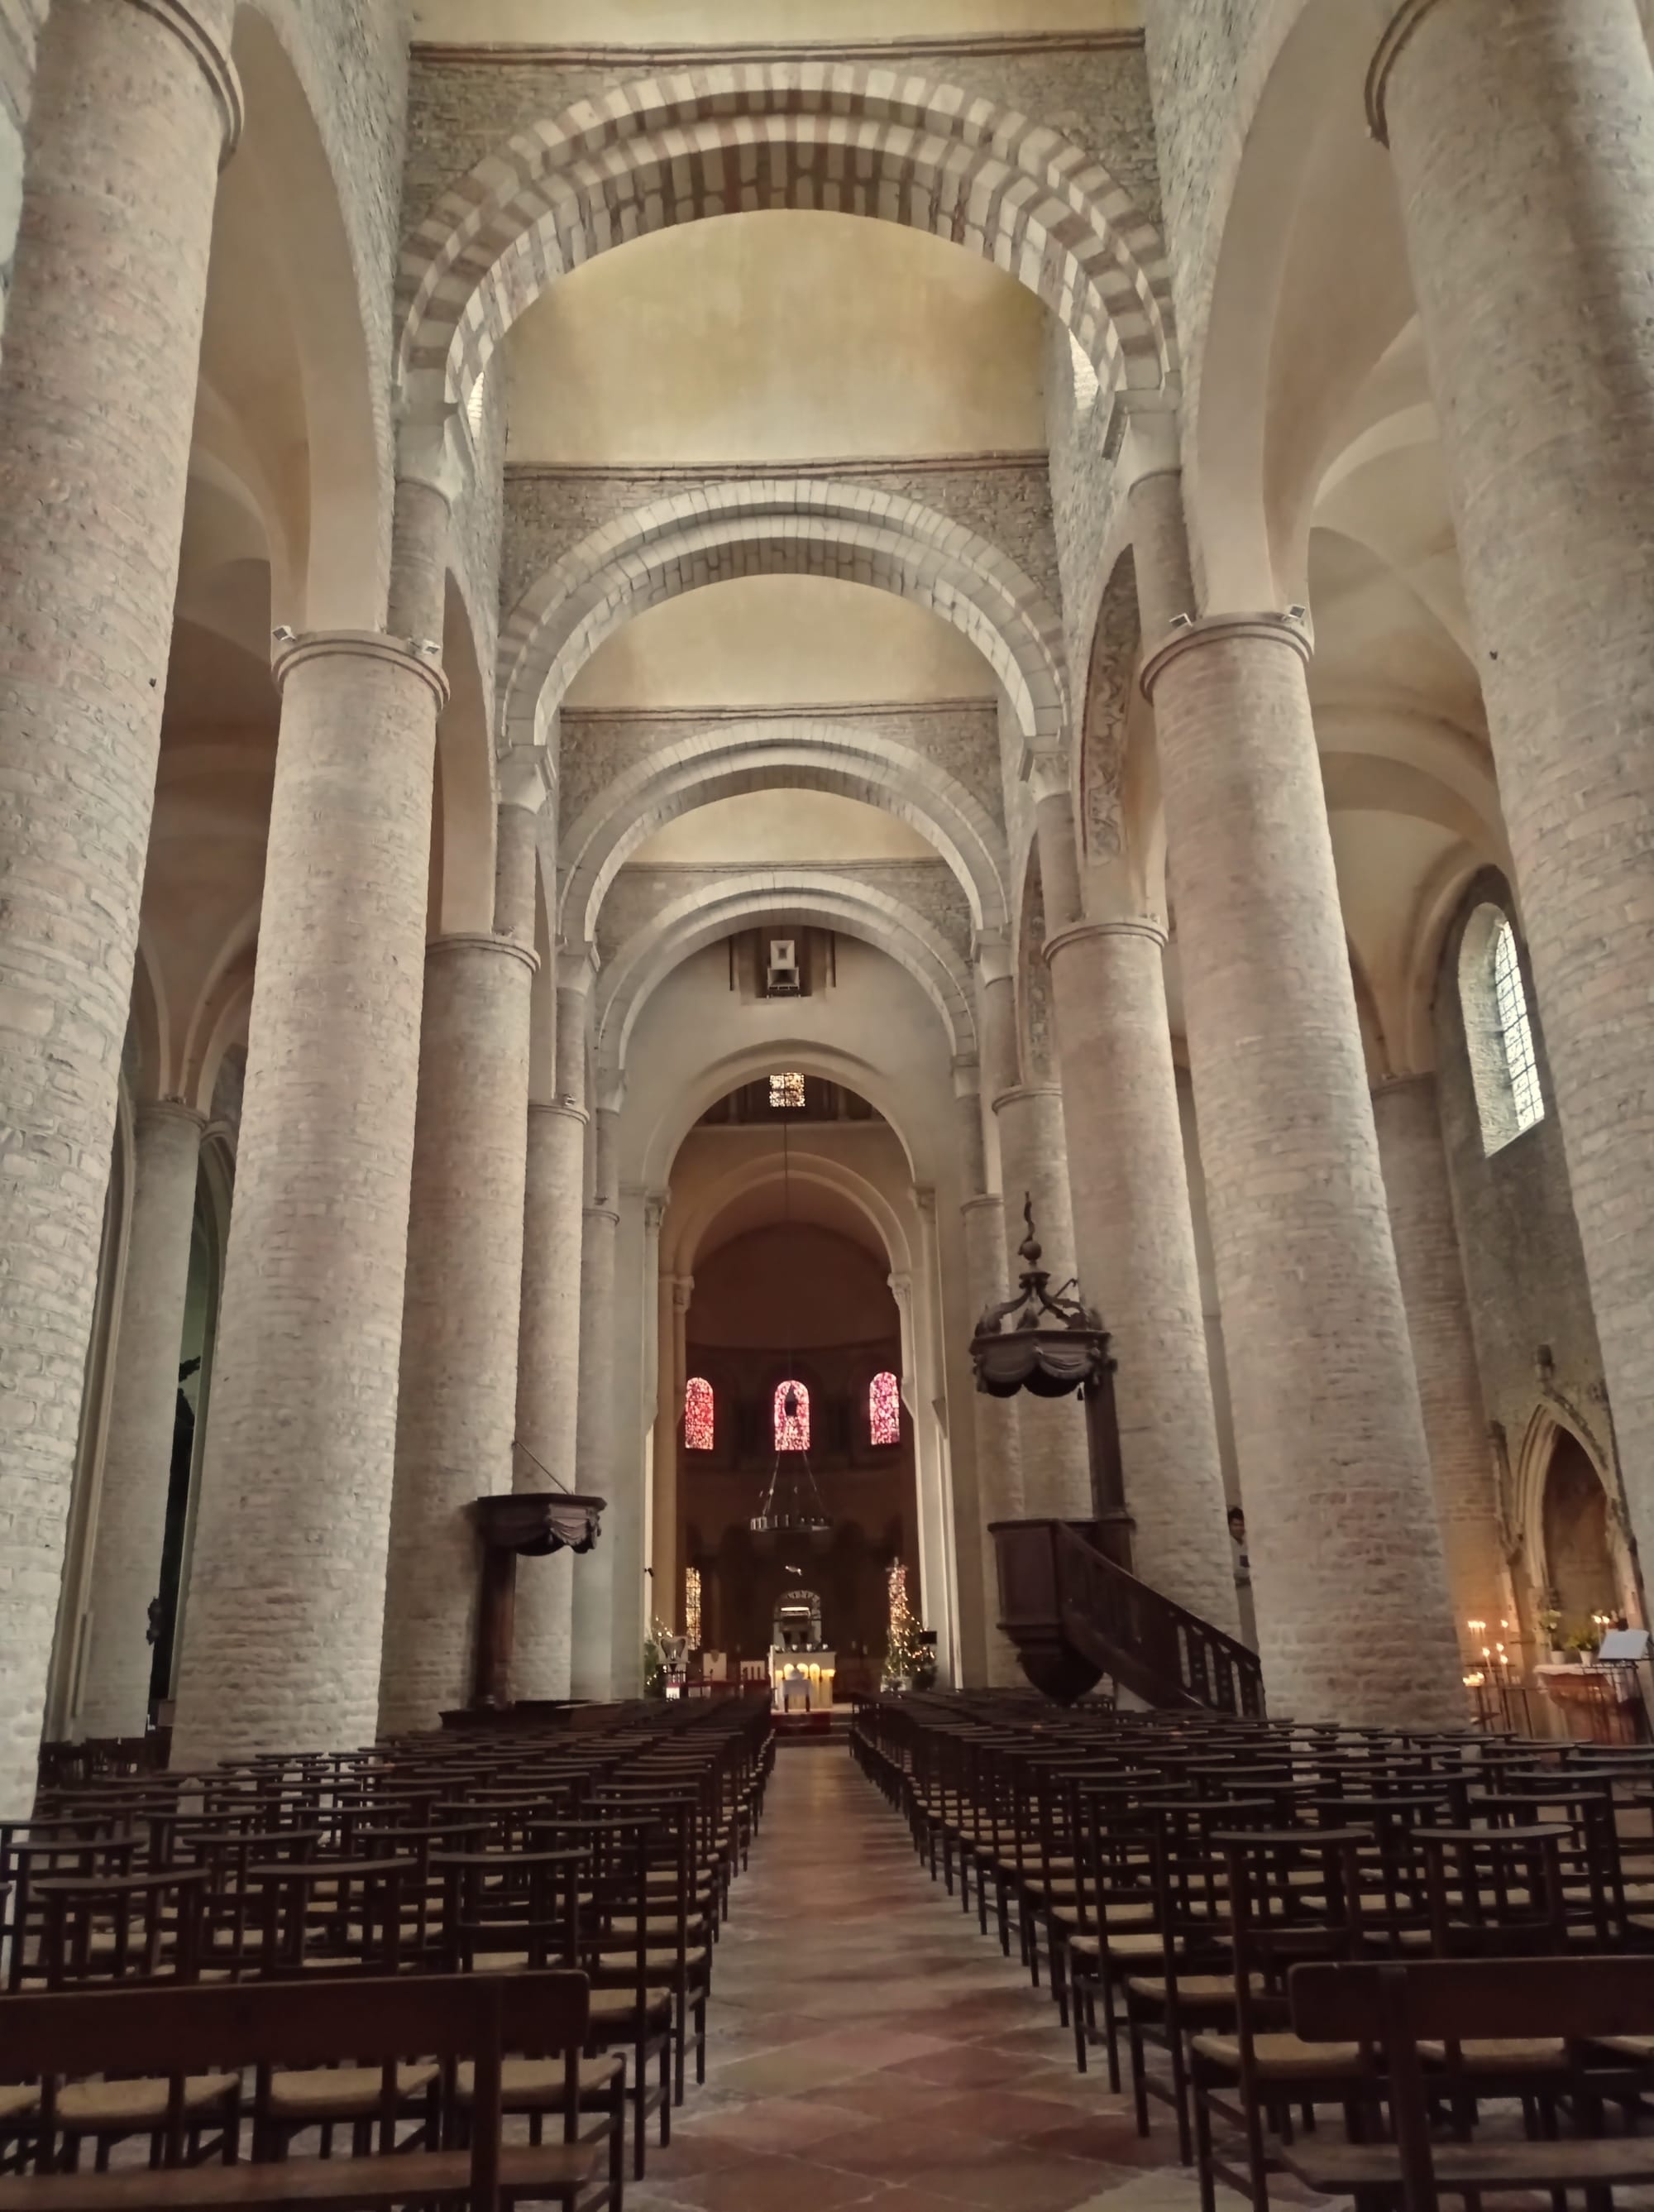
[1122,1797,1282,2165]
[1189,1827,1382,2212]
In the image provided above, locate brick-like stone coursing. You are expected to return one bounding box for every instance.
[78,1103,204,1738]
[0,0,234,1821]
[1378,0,1654,1609]
[1047,923,1238,1629]
[380,933,535,1736]
[1150,620,1463,1727]
[170,638,444,1769]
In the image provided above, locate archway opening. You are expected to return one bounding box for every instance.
[1541,1430,1620,1639]
[672,1077,919,1702]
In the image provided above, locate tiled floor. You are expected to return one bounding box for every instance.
[635,1745,1245,2212]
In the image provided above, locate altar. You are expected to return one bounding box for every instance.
[1534,1660,1646,1743]
[771,1649,836,1712]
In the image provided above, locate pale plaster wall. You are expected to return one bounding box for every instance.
[633,792,935,867]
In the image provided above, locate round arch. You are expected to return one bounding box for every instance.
[665,1147,917,1288]
[396,65,1176,420]
[558,717,1010,946]
[1512,1400,1642,1633]
[638,1041,929,1195]
[593,873,978,1080]
[500,481,1068,757]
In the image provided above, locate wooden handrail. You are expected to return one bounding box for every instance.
[1051,1521,1264,1716]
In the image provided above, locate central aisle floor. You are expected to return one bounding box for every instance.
[638,1745,1279,2212]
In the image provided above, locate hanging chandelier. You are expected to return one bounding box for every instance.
[749,1109,832,1554]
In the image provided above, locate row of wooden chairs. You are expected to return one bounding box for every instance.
[854,1692,1654,2212]
[1,1697,774,2198]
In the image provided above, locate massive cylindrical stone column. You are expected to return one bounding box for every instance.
[78,1102,204,1736]
[1368,0,1654,1590]
[0,0,238,1818]
[171,631,448,1767]
[378,931,536,1736]
[1372,1073,1503,1646]
[570,1105,620,1702]
[1142,603,1463,1726]
[1045,920,1238,1628]
[992,1082,1094,1522]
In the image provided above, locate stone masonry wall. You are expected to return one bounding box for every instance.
[0,0,43,350]
[560,700,1004,831]
[596,859,973,972]
[452,352,506,697]
[503,457,1061,624]
[1043,310,1132,698]
[249,0,409,600]
[403,34,1160,242]
[1432,876,1622,1594]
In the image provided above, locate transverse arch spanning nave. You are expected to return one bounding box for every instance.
[1,0,1652,1812]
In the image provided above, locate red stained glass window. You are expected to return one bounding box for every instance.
[773,1380,810,1452]
[684,1377,714,1452]
[870,1370,901,1445]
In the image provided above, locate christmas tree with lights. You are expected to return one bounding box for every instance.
[882,1561,925,1689]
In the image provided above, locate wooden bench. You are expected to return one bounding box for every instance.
[0,1970,607,2210]
[1284,1956,1654,2211]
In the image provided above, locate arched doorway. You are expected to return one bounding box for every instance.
[1541,1429,1622,1635]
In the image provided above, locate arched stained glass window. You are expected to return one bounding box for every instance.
[684,1377,714,1452]
[870,1371,901,1446]
[1492,917,1544,1135]
[1460,903,1546,1154]
[773,1380,810,1452]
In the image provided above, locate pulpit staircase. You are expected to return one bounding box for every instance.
[988,1517,1264,1716]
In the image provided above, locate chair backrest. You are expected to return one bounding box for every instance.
[1288,1954,1654,2043]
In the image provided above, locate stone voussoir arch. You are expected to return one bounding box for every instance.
[397,64,1177,419]
[558,716,1011,946]
[594,871,978,1080]
[500,479,1069,759]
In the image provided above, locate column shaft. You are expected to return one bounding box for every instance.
[1372,0,1654,1584]
[79,1103,204,1736]
[171,634,446,1765]
[1046,922,1237,1628]
[515,1106,584,1698]
[0,0,236,1817]
[1373,1075,1503,1644]
[1145,612,1463,1726]
[570,1201,619,1700]
[379,932,535,1735]
[961,1194,1025,1688]
[992,1082,1093,1521]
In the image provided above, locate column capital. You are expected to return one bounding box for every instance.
[1365,0,1449,146]
[672,1274,695,1312]
[426,930,538,978]
[582,1204,621,1228]
[557,941,600,995]
[992,1081,1064,1114]
[133,1096,208,1132]
[132,0,244,162]
[1116,390,1184,484]
[973,928,1014,986]
[1140,610,1311,702]
[1026,749,1071,807]
[272,628,450,711]
[528,1098,589,1129]
[960,1192,1006,1218]
[950,1054,982,1099]
[394,393,468,507]
[498,743,555,814]
[1045,917,1169,964]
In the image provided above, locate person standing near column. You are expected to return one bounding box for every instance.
[1366,0,1654,1581]
[78,1100,206,1736]
[0,0,240,1817]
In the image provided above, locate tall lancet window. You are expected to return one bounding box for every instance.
[1460,903,1546,1154]
[684,1377,714,1452]
[870,1371,901,1446]
[773,1380,810,1453]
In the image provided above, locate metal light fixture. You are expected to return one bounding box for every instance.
[749,1115,832,1554]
